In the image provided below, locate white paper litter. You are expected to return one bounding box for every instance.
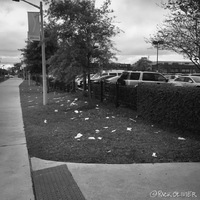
[95,129,100,133]
[88,137,95,140]
[106,117,109,119]
[98,137,102,140]
[111,129,116,133]
[60,104,64,106]
[178,137,186,140]
[152,153,157,157]
[71,117,76,120]
[75,133,83,139]
[129,118,136,122]
[70,102,77,106]
[44,119,47,123]
[85,118,89,120]
[104,127,108,129]
[74,110,79,113]
[112,116,115,118]
[55,110,58,112]
[127,127,132,131]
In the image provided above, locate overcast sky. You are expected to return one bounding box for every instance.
[0,0,190,69]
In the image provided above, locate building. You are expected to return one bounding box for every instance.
[152,61,200,74]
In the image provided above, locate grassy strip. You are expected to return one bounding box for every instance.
[20,80,200,164]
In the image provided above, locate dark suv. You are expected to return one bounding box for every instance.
[117,71,168,86]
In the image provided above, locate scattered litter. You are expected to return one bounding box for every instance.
[28,106,35,108]
[152,153,157,157]
[151,125,154,127]
[71,117,76,120]
[127,127,132,131]
[95,107,99,110]
[75,133,83,139]
[85,118,89,120]
[95,129,100,133]
[106,117,109,119]
[107,150,111,153]
[55,110,58,112]
[112,116,115,118]
[28,100,33,103]
[70,102,77,106]
[154,131,161,133]
[178,137,186,140]
[67,100,71,102]
[129,118,136,122]
[60,104,64,106]
[98,137,102,140]
[85,101,88,104]
[74,110,79,113]
[111,129,116,133]
[104,127,108,129]
[74,98,78,101]
[88,137,95,140]
[44,119,47,123]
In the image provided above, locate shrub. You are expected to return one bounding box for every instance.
[137,83,200,131]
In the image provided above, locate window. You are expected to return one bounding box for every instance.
[109,73,117,76]
[120,72,129,80]
[130,73,140,80]
[143,73,155,81]
[154,74,166,82]
[175,77,184,82]
[184,77,193,83]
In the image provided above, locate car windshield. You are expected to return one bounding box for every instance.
[191,76,200,83]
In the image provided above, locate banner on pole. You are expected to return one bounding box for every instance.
[27,12,40,41]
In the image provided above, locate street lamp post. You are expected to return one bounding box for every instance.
[12,0,47,105]
[152,40,164,71]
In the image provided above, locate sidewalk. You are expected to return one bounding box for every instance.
[0,78,200,200]
[0,78,34,200]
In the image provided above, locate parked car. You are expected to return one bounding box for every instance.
[117,71,168,87]
[170,75,200,87]
[105,75,120,84]
[164,74,180,81]
[92,75,115,83]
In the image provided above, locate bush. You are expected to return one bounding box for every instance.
[137,83,200,131]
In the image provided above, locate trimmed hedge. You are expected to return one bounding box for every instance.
[137,83,200,131]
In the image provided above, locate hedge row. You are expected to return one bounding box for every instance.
[137,83,200,131]
[91,81,200,131]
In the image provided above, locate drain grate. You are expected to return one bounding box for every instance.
[32,164,86,200]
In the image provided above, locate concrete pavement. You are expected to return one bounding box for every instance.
[0,77,200,200]
[31,157,200,200]
[0,78,34,200]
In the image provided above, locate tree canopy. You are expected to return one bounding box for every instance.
[147,0,200,69]
[43,0,121,83]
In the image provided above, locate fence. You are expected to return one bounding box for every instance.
[91,81,137,109]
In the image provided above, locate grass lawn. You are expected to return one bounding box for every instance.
[20,80,200,164]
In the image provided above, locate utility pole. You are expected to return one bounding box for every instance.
[12,0,47,105]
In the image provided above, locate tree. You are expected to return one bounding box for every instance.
[44,0,121,95]
[147,0,200,70]
[132,57,152,71]
[19,26,58,75]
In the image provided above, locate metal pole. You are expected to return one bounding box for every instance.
[156,43,159,71]
[40,2,47,105]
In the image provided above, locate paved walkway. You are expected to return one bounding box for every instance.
[0,78,34,200]
[0,78,200,200]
